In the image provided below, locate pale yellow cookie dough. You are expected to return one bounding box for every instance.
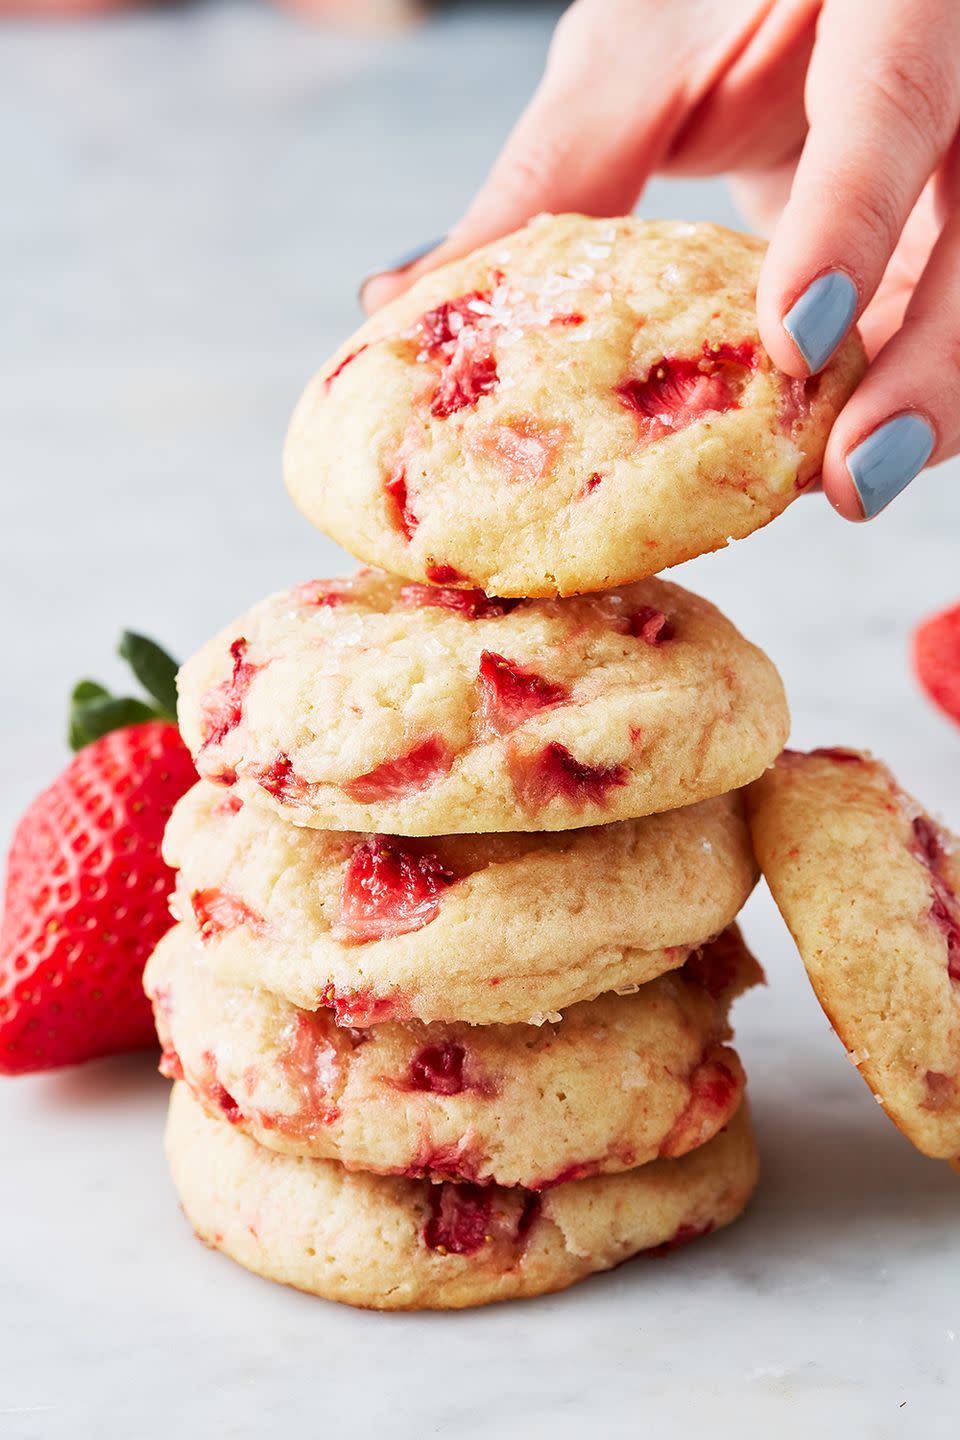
[146,922,759,1188]
[176,569,789,836]
[749,748,960,1161]
[166,1084,758,1310]
[285,215,865,597]
[163,780,757,1023]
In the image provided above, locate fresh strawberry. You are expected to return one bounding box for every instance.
[914,601,960,728]
[0,633,195,1074]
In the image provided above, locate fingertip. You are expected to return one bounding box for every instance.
[359,271,406,314]
[359,236,452,314]
[755,268,811,380]
[758,267,860,380]
[821,464,868,522]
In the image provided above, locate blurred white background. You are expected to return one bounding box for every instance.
[1,4,958,1437]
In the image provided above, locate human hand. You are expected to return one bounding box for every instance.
[362,0,960,522]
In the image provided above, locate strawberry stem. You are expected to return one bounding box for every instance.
[118,632,179,717]
[67,634,181,752]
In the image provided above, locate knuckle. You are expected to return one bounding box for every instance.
[939,330,960,390]
[868,46,957,154]
[835,171,903,253]
[548,0,590,59]
[499,137,571,202]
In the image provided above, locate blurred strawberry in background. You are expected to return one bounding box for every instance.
[0,635,195,1074]
[914,603,960,731]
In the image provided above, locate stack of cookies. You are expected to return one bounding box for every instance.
[147,215,867,1309]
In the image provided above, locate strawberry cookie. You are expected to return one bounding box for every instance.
[284,215,865,598]
[166,1083,758,1310]
[147,922,758,1188]
[748,748,960,1162]
[176,569,788,836]
[162,781,756,1023]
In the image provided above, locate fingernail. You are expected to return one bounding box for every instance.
[846,414,935,518]
[783,271,858,372]
[358,236,445,301]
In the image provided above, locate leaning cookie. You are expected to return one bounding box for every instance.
[163,782,757,1023]
[166,1084,758,1310]
[748,748,960,1161]
[176,569,788,836]
[146,923,759,1189]
[284,215,865,598]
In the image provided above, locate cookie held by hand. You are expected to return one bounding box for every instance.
[285,215,865,597]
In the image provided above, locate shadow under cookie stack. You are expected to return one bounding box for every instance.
[147,215,867,1309]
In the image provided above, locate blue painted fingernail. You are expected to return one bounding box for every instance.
[783,271,858,372]
[358,237,446,304]
[386,236,446,272]
[846,414,935,518]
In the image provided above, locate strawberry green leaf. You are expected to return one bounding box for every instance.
[68,680,110,750]
[118,632,180,719]
[71,679,110,706]
[69,695,164,752]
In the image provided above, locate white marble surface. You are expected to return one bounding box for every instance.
[2,4,959,1437]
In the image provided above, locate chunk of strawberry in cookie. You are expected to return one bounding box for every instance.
[159,1045,184,1082]
[412,288,502,419]
[191,888,268,942]
[201,1052,244,1124]
[324,344,369,391]
[198,638,258,753]
[415,291,494,362]
[509,741,629,813]
[683,928,759,1000]
[274,1014,342,1135]
[422,1183,492,1255]
[408,1042,467,1095]
[290,579,353,608]
[385,465,419,540]
[318,982,403,1028]
[469,416,566,483]
[629,606,674,646]
[342,736,455,804]
[432,340,499,418]
[617,342,755,440]
[659,1050,741,1158]
[477,651,570,736]
[251,754,313,805]
[400,584,520,620]
[334,836,455,943]
[424,563,464,585]
[910,816,960,981]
